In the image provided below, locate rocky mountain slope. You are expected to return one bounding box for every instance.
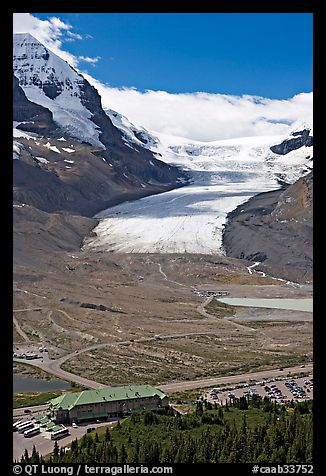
[12,33,312,284]
[13,204,97,268]
[13,33,186,217]
[222,171,313,283]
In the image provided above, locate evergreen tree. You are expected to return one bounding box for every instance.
[21,448,29,463]
[105,427,111,442]
[35,400,312,464]
[119,444,128,463]
[241,414,247,435]
[239,396,248,410]
[111,445,118,463]
[70,439,79,458]
[53,441,60,462]
[30,445,39,464]
[126,445,139,463]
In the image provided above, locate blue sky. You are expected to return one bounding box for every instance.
[33,13,313,99]
[13,13,313,140]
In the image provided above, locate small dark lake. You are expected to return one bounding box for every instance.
[13,374,71,393]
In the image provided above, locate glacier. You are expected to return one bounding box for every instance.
[86,126,313,254]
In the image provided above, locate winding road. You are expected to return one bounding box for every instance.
[13,283,261,391]
[13,330,224,390]
[158,363,313,393]
[13,262,312,404]
[13,363,313,419]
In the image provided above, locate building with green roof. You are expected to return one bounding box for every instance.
[48,384,168,424]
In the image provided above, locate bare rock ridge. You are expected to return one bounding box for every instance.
[222,172,313,283]
[13,75,57,135]
[270,128,313,155]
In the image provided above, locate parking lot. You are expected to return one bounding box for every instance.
[13,416,118,462]
[204,374,313,405]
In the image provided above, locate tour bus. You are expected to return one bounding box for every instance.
[13,420,24,431]
[51,427,69,440]
[16,420,33,431]
[24,426,41,438]
[17,421,34,433]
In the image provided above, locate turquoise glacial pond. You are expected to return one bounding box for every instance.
[218,298,313,313]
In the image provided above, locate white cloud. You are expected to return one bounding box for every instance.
[13,13,101,69]
[13,12,78,66]
[78,55,101,64]
[66,31,83,41]
[48,16,70,30]
[13,13,313,142]
[84,73,313,141]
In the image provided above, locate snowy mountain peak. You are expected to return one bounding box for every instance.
[13,33,103,147]
[13,33,84,96]
[14,32,42,44]
[14,32,41,45]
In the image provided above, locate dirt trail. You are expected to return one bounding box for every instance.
[13,316,30,342]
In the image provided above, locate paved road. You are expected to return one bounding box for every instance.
[13,357,102,390]
[158,363,313,393]
[13,274,312,396]
[12,364,312,462]
[13,404,49,418]
[196,295,262,333]
[13,330,222,390]
[14,328,310,393]
[13,363,313,418]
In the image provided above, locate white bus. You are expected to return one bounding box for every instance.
[24,426,40,438]
[13,420,24,431]
[16,420,33,431]
[17,422,34,433]
[51,427,69,440]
